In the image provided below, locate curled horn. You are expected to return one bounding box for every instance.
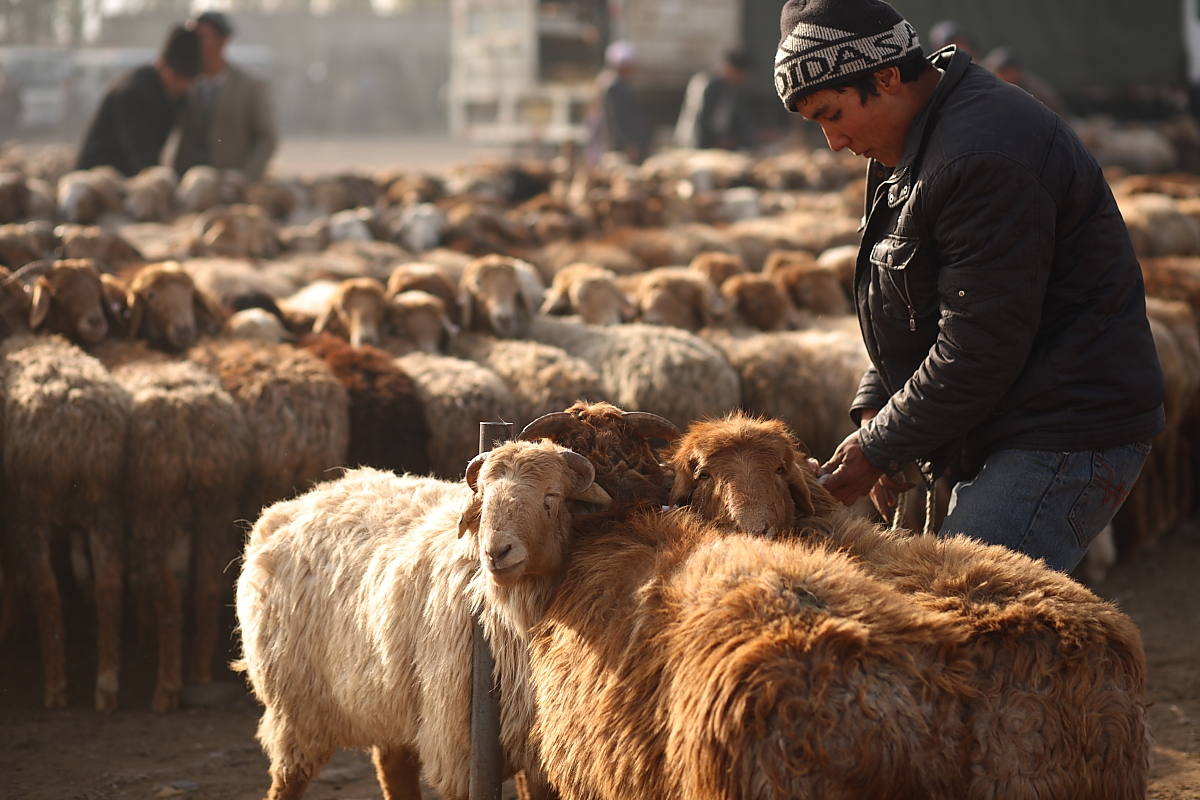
[465,452,488,491]
[4,259,55,287]
[517,411,576,442]
[561,450,597,491]
[623,411,681,441]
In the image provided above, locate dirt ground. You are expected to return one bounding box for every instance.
[0,518,1197,800]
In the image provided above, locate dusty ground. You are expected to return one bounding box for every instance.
[1,519,1198,800]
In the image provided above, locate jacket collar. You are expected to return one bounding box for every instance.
[881,46,973,207]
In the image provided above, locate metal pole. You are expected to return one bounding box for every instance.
[470,421,511,800]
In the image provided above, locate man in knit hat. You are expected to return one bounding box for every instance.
[76,23,202,176]
[775,0,1164,572]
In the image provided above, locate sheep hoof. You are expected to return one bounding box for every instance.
[95,687,119,711]
[44,685,68,709]
[153,687,180,713]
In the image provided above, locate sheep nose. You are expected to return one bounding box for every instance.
[487,543,513,567]
[170,323,197,347]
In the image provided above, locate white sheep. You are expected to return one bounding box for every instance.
[235,441,612,800]
[529,315,741,431]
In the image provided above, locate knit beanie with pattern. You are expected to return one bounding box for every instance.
[775,0,921,111]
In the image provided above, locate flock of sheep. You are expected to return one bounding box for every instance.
[0,123,1194,799]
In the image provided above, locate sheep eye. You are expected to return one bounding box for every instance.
[695,469,710,481]
[776,464,787,475]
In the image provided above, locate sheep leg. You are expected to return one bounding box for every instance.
[0,538,18,640]
[189,508,237,685]
[28,546,68,708]
[371,745,422,800]
[150,558,184,712]
[265,767,315,800]
[87,521,123,711]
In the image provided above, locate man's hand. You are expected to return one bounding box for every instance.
[818,431,885,506]
[818,409,915,516]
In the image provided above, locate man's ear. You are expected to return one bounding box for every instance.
[875,65,903,95]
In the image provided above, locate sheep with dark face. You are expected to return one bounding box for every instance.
[236,441,612,800]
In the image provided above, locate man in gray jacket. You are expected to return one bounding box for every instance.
[774,0,1165,572]
[174,11,277,182]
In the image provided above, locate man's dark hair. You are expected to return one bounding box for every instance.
[824,50,931,104]
[160,23,202,78]
[725,48,752,72]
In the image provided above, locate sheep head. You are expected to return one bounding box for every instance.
[635,268,724,331]
[28,259,111,344]
[518,401,680,510]
[721,273,791,331]
[457,440,612,586]
[387,290,457,354]
[127,262,226,351]
[542,262,632,326]
[385,262,461,325]
[314,277,387,348]
[667,412,841,538]
[459,254,535,338]
[0,266,32,338]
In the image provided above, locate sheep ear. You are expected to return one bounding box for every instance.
[787,461,818,518]
[668,468,696,508]
[542,289,569,315]
[440,318,459,354]
[457,495,482,539]
[458,291,473,331]
[29,279,51,329]
[193,288,227,337]
[312,304,334,335]
[126,290,145,339]
[572,482,612,511]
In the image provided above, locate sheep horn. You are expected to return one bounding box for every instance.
[3,259,55,287]
[622,412,681,441]
[517,411,576,442]
[465,452,488,491]
[561,451,597,491]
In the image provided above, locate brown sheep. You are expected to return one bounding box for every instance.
[123,165,177,222]
[301,332,432,476]
[124,262,228,352]
[530,509,977,800]
[188,340,350,523]
[27,259,114,345]
[55,224,145,271]
[1,333,132,709]
[459,254,543,338]
[517,401,680,509]
[385,261,462,325]
[664,411,1152,799]
[312,277,387,349]
[383,290,458,356]
[112,359,251,711]
[631,266,725,332]
[764,249,851,317]
[236,442,611,800]
[56,167,123,224]
[540,262,633,326]
[190,203,281,260]
[687,250,747,289]
[0,265,33,338]
[719,273,793,331]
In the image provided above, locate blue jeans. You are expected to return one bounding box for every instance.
[939,442,1152,573]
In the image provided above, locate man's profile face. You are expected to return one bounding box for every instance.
[796,72,910,167]
[195,21,227,71]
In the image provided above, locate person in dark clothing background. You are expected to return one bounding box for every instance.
[675,49,757,151]
[585,40,651,165]
[75,24,202,177]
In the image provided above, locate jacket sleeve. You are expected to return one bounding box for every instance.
[858,151,1056,473]
[114,75,169,175]
[850,365,888,426]
[238,76,277,182]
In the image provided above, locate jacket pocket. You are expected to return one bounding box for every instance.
[869,235,938,329]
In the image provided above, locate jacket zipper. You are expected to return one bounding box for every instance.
[882,263,918,331]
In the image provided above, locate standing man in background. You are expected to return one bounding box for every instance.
[76,24,201,176]
[174,11,277,182]
[585,40,651,166]
[774,0,1164,573]
[674,49,757,151]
